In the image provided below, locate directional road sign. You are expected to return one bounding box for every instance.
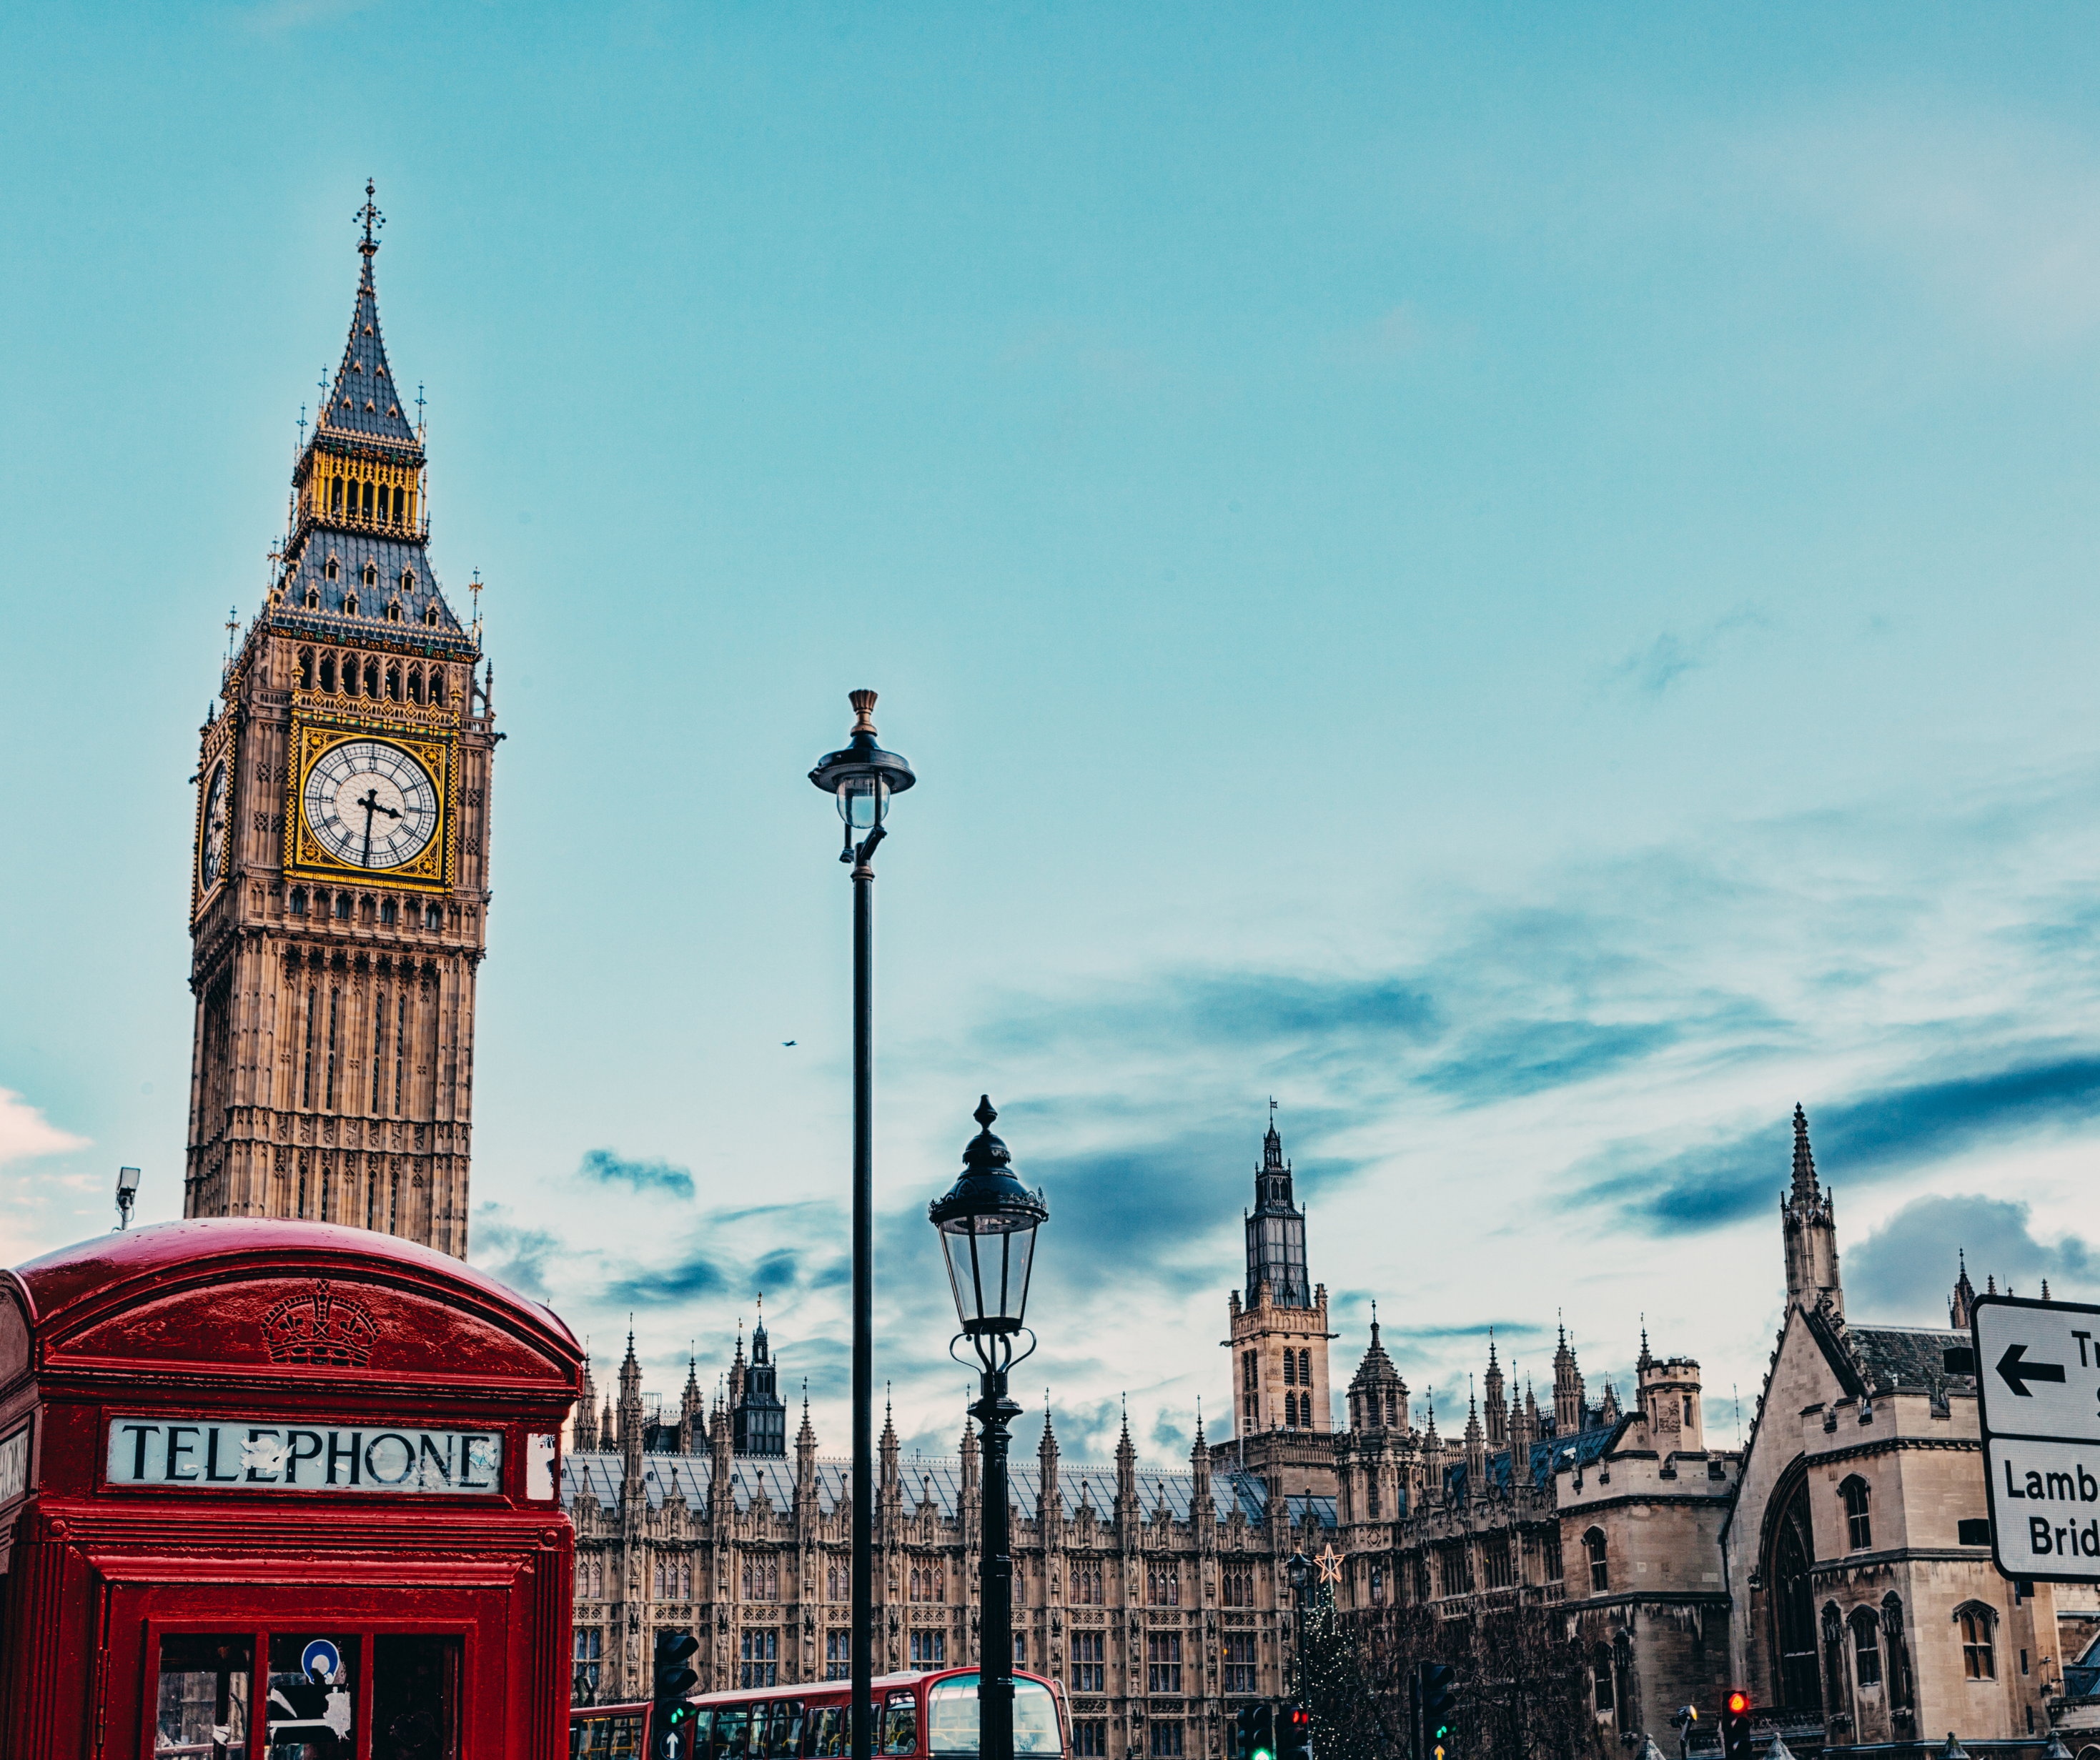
[1973,1294,2100,1583]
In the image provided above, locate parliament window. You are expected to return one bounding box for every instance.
[1850,1609,1882,1687]
[1593,1647,1615,1714]
[1584,1528,1608,1592]
[1367,1475,1380,1518]
[1074,1724,1107,1757]
[573,1629,600,1696]
[1150,1723,1184,1757]
[1842,1477,1871,1551]
[1958,1606,1995,1679]
[1075,1563,1104,1606]
[1146,1633,1182,1694]
[739,1629,778,1689]
[1071,1631,1104,1694]
[909,1631,946,1666]
[1224,1634,1257,1693]
[1148,1562,1179,1606]
[824,1630,849,1681]
[1283,1351,1296,1386]
[1369,1567,1385,1607]
[1222,1563,1252,1608]
[1284,1392,1299,1428]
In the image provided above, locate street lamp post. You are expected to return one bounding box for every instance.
[929,1096,1049,1760]
[1286,1551,1310,1699]
[810,691,916,1760]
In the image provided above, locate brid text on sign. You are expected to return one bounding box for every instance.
[106,1418,502,1493]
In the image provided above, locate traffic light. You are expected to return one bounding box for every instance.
[1419,1661,1457,1760]
[1721,1691,1753,1760]
[1236,1701,1276,1760]
[1277,1703,1314,1760]
[651,1630,700,1760]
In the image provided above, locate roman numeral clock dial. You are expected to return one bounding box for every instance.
[302,739,441,870]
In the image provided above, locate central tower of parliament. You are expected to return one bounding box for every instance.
[184,190,496,1256]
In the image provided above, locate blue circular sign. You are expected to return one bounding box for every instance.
[301,1639,341,1682]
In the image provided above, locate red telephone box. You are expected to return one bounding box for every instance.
[0,1218,583,1759]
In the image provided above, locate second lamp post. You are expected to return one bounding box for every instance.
[930,1096,1049,1760]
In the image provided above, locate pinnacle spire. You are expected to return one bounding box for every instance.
[1791,1103,1818,1199]
[317,184,419,449]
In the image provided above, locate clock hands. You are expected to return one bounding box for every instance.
[355,785,401,868]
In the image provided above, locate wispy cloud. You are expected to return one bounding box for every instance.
[578,1148,695,1200]
[0,1089,88,1169]
[1576,1054,2100,1236]
[1606,605,1767,699]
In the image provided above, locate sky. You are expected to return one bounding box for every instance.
[6,3,2100,1469]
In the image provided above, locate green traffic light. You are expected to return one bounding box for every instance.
[1254,1746,1274,1759]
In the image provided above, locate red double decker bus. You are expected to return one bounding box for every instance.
[570,1669,1068,1760]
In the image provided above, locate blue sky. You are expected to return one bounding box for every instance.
[6,3,2100,1465]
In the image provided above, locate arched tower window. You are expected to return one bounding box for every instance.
[318,655,336,692]
[364,658,380,697]
[330,478,343,515]
[1956,1604,1996,1679]
[1284,1391,1298,1428]
[1300,1347,1312,1388]
[1841,1476,1871,1551]
[1593,1646,1615,1715]
[289,888,307,918]
[1849,1606,1883,1687]
[297,650,315,689]
[408,667,424,705]
[1882,1596,1915,1710]
[1821,1604,1846,1716]
[1283,1351,1297,1387]
[343,595,358,619]
[386,663,402,701]
[1584,1527,1608,1592]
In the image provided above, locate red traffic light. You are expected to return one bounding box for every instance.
[1284,1710,1312,1729]
[1725,1693,1750,1717]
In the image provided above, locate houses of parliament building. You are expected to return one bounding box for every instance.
[186,212,2086,1759]
[556,1107,2076,1758]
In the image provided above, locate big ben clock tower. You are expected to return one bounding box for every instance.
[184,187,495,1256]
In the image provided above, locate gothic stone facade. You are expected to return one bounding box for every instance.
[563,1110,2083,1755]
[185,199,494,1256]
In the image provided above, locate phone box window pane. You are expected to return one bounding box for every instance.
[265,1633,359,1759]
[156,1634,252,1759]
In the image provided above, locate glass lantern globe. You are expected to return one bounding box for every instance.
[929,1097,1049,1358]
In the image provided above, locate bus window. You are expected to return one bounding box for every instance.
[925,1676,1063,1756]
[572,1712,644,1758]
[811,1706,846,1759]
[882,1691,918,1756]
[773,1700,807,1758]
[710,1704,751,1760]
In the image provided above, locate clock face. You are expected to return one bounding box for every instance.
[302,739,441,870]
[199,759,228,890]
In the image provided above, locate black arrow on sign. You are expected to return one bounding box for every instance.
[1996,1343,2068,1397]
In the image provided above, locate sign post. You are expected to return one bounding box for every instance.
[1973,1294,2100,1581]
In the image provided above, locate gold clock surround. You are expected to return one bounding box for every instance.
[284,697,457,891]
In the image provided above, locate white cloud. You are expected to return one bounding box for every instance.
[0,1089,87,1170]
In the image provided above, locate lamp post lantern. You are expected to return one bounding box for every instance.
[930,1095,1048,1760]
[810,690,916,1760]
